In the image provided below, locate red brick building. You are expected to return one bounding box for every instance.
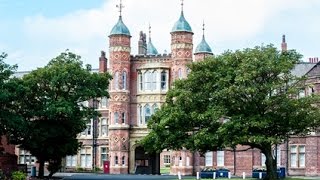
[14,1,320,177]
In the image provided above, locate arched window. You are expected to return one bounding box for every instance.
[186,68,190,76]
[144,104,151,123]
[115,156,118,165]
[161,71,167,90]
[122,156,125,166]
[121,112,126,124]
[122,71,127,90]
[178,68,182,79]
[114,72,119,90]
[114,112,119,124]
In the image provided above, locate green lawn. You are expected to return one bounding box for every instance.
[161,167,171,174]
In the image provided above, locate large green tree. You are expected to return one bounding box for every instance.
[0,53,26,146]
[15,51,112,177]
[142,45,320,180]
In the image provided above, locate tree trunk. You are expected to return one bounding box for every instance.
[264,147,277,180]
[38,158,45,178]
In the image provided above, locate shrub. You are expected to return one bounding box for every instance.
[11,171,26,180]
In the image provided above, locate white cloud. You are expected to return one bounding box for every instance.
[21,0,320,70]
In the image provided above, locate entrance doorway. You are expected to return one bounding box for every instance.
[134,146,160,174]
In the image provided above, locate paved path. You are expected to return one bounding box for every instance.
[62,174,179,180]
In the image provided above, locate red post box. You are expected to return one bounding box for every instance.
[103,161,110,174]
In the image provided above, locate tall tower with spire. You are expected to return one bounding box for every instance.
[194,21,213,62]
[170,0,193,80]
[108,0,131,174]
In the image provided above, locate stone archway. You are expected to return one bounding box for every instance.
[134,146,160,175]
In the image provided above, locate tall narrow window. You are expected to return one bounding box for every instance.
[139,72,143,91]
[80,147,92,168]
[205,152,213,166]
[115,156,119,165]
[178,68,182,79]
[139,106,143,125]
[101,97,108,108]
[114,112,119,124]
[100,147,108,167]
[144,104,151,124]
[151,71,157,90]
[100,118,108,136]
[114,72,119,90]
[121,112,126,124]
[161,71,167,90]
[261,153,266,166]
[217,151,224,166]
[145,71,152,90]
[122,71,127,90]
[299,146,305,167]
[122,156,125,166]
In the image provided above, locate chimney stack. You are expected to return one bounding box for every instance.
[281,34,287,52]
[309,57,319,64]
[99,51,108,73]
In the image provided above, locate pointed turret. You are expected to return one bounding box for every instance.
[109,0,130,37]
[194,21,213,62]
[147,24,158,55]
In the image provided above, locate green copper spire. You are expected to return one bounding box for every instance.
[171,0,192,33]
[147,24,158,55]
[109,0,131,36]
[195,21,212,54]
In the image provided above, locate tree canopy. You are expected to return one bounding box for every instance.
[142,45,320,180]
[15,51,112,177]
[0,52,26,144]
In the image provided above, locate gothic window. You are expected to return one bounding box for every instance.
[122,71,127,90]
[186,68,190,76]
[161,71,167,90]
[115,156,119,165]
[144,104,151,123]
[114,112,119,124]
[114,72,119,90]
[121,112,126,124]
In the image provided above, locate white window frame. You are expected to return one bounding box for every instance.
[290,145,305,168]
[122,71,127,90]
[217,151,224,167]
[100,147,108,167]
[66,155,77,167]
[80,147,92,168]
[114,112,119,124]
[100,118,108,137]
[205,152,213,166]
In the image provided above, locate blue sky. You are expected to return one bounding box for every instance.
[1,0,319,71]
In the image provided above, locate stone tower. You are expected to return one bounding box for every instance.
[170,1,193,80]
[194,22,213,62]
[108,0,131,174]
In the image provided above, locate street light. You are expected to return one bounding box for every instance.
[92,98,99,171]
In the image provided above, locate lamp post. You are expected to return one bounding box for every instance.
[92,98,99,171]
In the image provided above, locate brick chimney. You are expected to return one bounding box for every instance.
[281,35,287,52]
[99,50,108,73]
[309,57,319,63]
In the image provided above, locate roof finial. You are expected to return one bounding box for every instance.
[202,20,205,38]
[180,0,184,12]
[282,34,286,43]
[149,23,152,41]
[116,0,124,17]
